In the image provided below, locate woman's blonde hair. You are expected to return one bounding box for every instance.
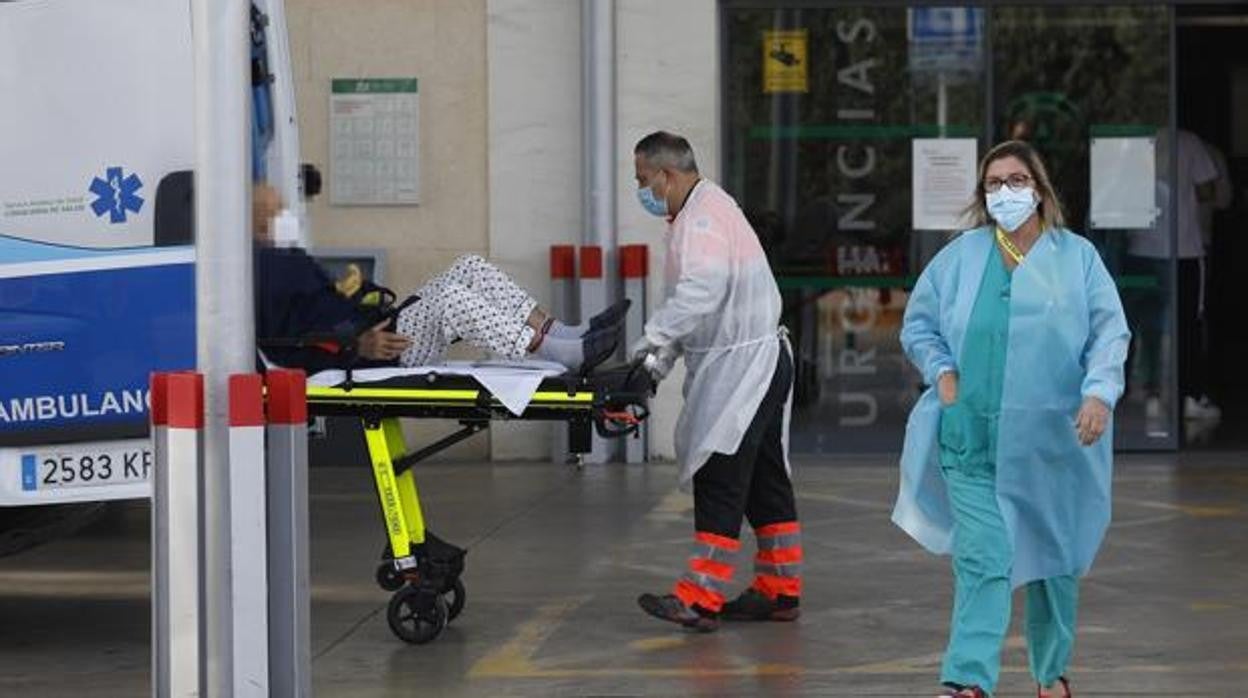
[962,140,1066,231]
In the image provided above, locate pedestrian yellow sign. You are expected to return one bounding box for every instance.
[763,30,808,93]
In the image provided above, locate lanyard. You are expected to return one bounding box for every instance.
[996,227,1025,265]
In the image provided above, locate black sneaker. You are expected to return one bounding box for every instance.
[637,593,719,632]
[720,588,800,621]
[586,299,631,334]
[580,321,623,374]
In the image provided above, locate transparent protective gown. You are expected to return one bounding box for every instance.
[644,180,789,485]
[893,227,1131,586]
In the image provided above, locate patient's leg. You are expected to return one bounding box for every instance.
[426,255,538,320]
[395,281,534,366]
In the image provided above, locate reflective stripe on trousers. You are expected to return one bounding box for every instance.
[673,531,740,612]
[751,521,802,599]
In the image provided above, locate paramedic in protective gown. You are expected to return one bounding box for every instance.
[893,140,1130,698]
[629,132,802,633]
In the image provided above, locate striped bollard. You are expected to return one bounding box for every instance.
[227,374,269,696]
[264,369,311,698]
[550,245,578,465]
[151,371,204,698]
[150,372,171,698]
[579,245,614,463]
[619,244,649,463]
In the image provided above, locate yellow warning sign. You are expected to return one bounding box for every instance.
[763,29,808,93]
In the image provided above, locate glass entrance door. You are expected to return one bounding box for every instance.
[991,5,1173,450]
[722,3,1175,452]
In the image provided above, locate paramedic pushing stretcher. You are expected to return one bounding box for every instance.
[630,132,802,632]
[251,185,626,373]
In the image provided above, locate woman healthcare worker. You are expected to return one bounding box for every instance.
[892,141,1130,698]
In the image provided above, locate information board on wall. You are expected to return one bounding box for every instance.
[330,78,420,206]
[911,138,977,230]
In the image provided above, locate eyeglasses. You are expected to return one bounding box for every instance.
[983,173,1033,193]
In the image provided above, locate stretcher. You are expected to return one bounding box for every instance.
[303,359,653,644]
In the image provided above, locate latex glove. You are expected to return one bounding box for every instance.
[629,336,658,363]
[644,345,678,382]
[357,320,412,361]
[1075,396,1110,446]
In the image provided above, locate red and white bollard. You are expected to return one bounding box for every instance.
[579,245,614,463]
[151,371,205,698]
[264,369,311,698]
[619,244,649,463]
[227,374,268,695]
[550,245,578,465]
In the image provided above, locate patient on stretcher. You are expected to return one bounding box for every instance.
[252,185,626,373]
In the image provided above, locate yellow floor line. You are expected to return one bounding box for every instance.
[467,596,588,678]
[1121,499,1243,518]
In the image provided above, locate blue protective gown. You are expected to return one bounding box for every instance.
[938,245,1078,693]
[893,226,1130,587]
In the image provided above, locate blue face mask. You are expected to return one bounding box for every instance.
[637,176,669,218]
[986,185,1038,232]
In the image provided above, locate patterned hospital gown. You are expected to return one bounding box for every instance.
[394,255,538,366]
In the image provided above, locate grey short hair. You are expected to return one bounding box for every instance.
[634,131,699,173]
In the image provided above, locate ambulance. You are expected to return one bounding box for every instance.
[0,0,305,551]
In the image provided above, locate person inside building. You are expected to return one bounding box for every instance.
[1124,129,1222,426]
[628,131,802,633]
[893,140,1130,698]
[251,185,627,373]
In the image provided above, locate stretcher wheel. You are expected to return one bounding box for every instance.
[443,577,466,622]
[387,587,448,645]
[376,563,404,592]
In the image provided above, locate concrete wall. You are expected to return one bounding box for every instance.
[486,0,720,460]
[616,0,720,462]
[288,0,491,458]
[485,0,584,459]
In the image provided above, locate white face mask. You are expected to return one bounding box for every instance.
[986,185,1038,232]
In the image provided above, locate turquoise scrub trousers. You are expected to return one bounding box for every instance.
[938,247,1079,695]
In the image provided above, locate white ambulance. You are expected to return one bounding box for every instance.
[0,0,304,549]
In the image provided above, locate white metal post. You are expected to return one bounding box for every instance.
[191,0,255,693]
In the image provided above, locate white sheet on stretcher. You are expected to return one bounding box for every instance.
[307,359,568,416]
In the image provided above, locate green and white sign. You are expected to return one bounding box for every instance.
[330,78,420,205]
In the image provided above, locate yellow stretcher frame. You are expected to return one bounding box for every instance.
[364,417,426,561]
[304,368,646,572]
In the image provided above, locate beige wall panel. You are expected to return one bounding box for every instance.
[617,0,720,462]
[486,0,584,459]
[288,0,490,458]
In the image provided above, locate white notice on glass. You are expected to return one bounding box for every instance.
[1089,137,1156,229]
[912,138,977,230]
[330,78,420,206]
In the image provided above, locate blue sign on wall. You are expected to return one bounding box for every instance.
[908,7,984,74]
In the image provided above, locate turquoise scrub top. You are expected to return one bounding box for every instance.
[939,247,1012,476]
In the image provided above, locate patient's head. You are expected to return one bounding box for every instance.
[252,183,283,244]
